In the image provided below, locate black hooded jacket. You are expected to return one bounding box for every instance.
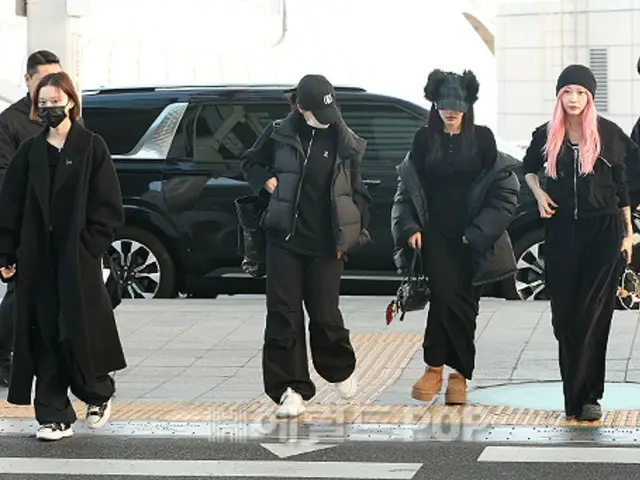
[240,109,372,256]
[0,95,43,178]
[523,116,640,218]
[391,128,521,286]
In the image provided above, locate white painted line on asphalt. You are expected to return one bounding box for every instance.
[479,446,640,463]
[0,458,423,478]
[261,440,338,458]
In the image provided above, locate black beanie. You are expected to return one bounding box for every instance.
[556,64,596,97]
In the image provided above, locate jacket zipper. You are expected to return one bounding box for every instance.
[598,155,612,167]
[285,129,315,241]
[330,158,341,255]
[573,146,578,219]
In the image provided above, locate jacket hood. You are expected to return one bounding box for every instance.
[13,95,32,117]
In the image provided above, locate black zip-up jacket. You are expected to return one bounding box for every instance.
[240,110,372,255]
[391,147,521,286]
[0,95,44,182]
[523,116,640,219]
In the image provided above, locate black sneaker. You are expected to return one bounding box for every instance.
[86,398,112,429]
[579,403,602,421]
[36,423,73,441]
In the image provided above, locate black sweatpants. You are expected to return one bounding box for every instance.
[545,214,622,418]
[422,229,482,379]
[0,282,15,379]
[263,243,356,403]
[31,248,114,425]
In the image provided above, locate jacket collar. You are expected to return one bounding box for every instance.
[11,94,43,127]
[271,109,366,161]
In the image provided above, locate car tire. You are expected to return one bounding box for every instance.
[107,226,178,299]
[503,228,548,301]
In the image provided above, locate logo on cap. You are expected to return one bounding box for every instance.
[323,93,333,105]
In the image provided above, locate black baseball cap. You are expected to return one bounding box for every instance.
[295,74,341,125]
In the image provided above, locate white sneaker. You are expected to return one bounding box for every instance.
[86,398,112,429]
[333,375,358,399]
[274,387,305,418]
[36,423,73,441]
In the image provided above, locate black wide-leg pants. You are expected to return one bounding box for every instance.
[263,243,356,404]
[545,214,622,417]
[31,246,115,425]
[422,229,482,379]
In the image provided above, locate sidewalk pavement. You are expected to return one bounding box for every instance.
[2,296,640,431]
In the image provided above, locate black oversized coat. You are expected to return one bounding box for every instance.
[391,146,521,286]
[0,121,127,405]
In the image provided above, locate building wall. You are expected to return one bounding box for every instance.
[497,0,640,146]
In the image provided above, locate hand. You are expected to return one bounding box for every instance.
[0,265,16,280]
[462,236,469,244]
[621,235,633,264]
[408,232,422,249]
[534,189,558,218]
[264,177,278,194]
[337,250,343,260]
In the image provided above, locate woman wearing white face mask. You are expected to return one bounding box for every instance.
[240,74,372,419]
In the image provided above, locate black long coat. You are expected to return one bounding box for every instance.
[0,121,127,405]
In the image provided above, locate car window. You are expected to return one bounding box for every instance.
[82,99,167,156]
[339,103,425,172]
[191,102,290,172]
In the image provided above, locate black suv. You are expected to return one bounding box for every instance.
[81,84,544,300]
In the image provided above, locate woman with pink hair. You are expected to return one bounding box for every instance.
[523,64,639,421]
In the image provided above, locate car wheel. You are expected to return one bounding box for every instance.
[510,229,548,301]
[105,226,178,299]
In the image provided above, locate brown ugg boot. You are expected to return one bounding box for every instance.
[445,373,467,404]
[411,366,443,401]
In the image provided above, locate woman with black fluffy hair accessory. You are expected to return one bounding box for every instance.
[391,69,520,404]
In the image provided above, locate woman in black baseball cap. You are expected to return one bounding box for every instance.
[391,69,520,405]
[522,64,640,421]
[240,74,371,419]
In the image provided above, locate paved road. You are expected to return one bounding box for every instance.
[0,436,638,479]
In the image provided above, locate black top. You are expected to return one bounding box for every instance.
[411,125,497,237]
[268,118,337,257]
[522,116,634,219]
[46,141,61,202]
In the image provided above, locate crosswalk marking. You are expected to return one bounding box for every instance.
[0,458,423,478]
[478,446,640,463]
[261,440,338,458]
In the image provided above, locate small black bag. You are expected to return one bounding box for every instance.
[234,194,268,278]
[386,249,430,324]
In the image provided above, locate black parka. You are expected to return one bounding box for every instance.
[240,110,371,255]
[391,147,521,286]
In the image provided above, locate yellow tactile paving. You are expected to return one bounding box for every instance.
[1,333,637,428]
[3,401,640,427]
[273,332,423,406]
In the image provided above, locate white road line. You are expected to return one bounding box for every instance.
[0,458,423,479]
[479,446,640,463]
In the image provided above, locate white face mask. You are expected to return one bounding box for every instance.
[304,112,330,129]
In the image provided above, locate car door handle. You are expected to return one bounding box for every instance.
[363,179,382,186]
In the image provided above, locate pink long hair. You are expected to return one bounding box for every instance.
[543,89,601,179]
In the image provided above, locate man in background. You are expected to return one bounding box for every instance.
[0,50,61,387]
